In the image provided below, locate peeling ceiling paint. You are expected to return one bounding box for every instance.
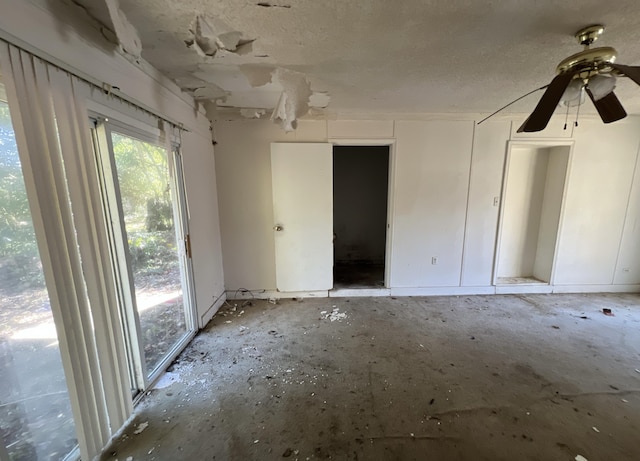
[104,0,142,60]
[74,0,640,122]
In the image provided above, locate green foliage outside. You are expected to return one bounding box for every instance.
[0,108,179,289]
[111,133,178,279]
[0,102,44,290]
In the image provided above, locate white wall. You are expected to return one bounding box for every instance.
[533,146,569,282]
[0,0,225,323]
[333,146,389,263]
[181,132,225,326]
[215,116,640,295]
[215,121,326,290]
[614,148,640,284]
[391,120,474,287]
[461,121,510,286]
[554,119,640,286]
[497,146,549,278]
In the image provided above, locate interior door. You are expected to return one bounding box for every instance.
[271,142,333,292]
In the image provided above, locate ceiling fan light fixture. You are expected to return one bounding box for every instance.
[561,79,585,106]
[587,73,617,101]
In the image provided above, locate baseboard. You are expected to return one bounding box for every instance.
[496,285,553,294]
[199,291,227,328]
[222,284,640,302]
[551,284,640,294]
[330,288,391,297]
[390,286,496,296]
[227,289,329,300]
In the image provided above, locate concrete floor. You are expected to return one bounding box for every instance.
[333,263,385,289]
[101,293,640,461]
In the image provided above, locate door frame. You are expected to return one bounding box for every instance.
[492,139,574,287]
[329,138,396,288]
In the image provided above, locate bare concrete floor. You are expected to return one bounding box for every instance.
[333,263,385,289]
[102,293,640,461]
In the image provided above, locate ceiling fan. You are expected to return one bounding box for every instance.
[481,25,640,132]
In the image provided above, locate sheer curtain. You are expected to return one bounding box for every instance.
[0,41,131,460]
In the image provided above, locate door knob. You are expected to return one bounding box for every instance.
[273,225,284,231]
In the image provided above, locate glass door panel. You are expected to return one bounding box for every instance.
[110,132,189,376]
[0,100,77,459]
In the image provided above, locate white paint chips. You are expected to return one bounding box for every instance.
[321,307,347,322]
[575,456,588,461]
[153,371,183,389]
[133,421,148,434]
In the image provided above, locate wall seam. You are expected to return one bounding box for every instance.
[610,134,640,284]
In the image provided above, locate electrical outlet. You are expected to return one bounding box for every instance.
[431,257,438,265]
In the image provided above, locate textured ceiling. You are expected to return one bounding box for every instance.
[77,0,640,117]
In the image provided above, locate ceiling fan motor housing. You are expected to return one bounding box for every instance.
[556,26,617,79]
[556,46,618,79]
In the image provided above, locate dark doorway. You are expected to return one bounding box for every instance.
[333,145,390,289]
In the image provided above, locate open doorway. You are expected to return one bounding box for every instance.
[495,143,571,286]
[333,145,390,289]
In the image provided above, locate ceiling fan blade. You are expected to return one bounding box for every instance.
[518,72,576,132]
[516,115,530,133]
[586,89,627,123]
[610,63,640,86]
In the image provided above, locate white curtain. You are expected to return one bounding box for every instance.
[0,42,131,460]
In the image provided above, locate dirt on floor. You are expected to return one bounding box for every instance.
[101,293,640,461]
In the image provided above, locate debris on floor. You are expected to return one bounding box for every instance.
[101,294,640,461]
[320,307,347,322]
[602,308,614,316]
[133,422,148,435]
[153,371,182,389]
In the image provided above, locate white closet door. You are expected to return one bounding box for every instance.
[271,142,333,292]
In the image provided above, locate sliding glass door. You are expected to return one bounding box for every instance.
[93,122,195,392]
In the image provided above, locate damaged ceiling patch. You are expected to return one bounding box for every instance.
[240,64,275,88]
[271,68,313,132]
[309,92,331,108]
[191,64,283,109]
[193,84,228,101]
[173,75,210,91]
[104,0,142,59]
[240,108,267,119]
[186,15,255,58]
[173,74,228,102]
